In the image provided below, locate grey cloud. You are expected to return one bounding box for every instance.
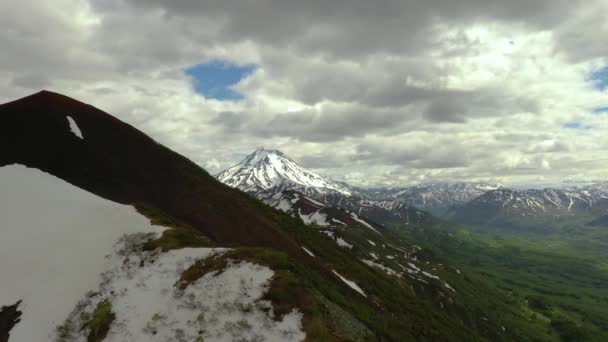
[355,140,471,169]
[121,0,574,59]
[209,111,249,131]
[0,2,119,84]
[90,87,116,95]
[552,1,608,62]
[424,90,539,122]
[298,154,351,169]
[262,55,539,124]
[493,132,553,142]
[11,73,50,89]
[212,105,422,142]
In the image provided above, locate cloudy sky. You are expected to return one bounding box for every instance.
[2,0,608,187]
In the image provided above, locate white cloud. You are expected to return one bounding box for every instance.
[2,0,608,186]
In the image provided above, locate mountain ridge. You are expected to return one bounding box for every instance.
[0,90,306,259]
[448,186,608,230]
[366,182,503,215]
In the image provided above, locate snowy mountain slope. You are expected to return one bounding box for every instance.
[366,183,502,215]
[0,164,165,341]
[216,148,359,197]
[314,192,438,228]
[56,235,305,342]
[570,182,608,200]
[256,191,462,310]
[0,164,306,342]
[257,189,383,231]
[247,186,454,294]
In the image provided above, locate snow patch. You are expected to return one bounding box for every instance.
[349,212,381,234]
[361,260,399,277]
[421,271,440,280]
[301,246,315,257]
[66,116,84,139]
[407,262,421,272]
[367,239,376,246]
[0,164,165,342]
[321,230,335,239]
[304,196,325,207]
[298,209,329,226]
[331,218,347,225]
[57,236,305,341]
[277,199,293,212]
[444,282,456,292]
[336,237,353,249]
[331,271,366,297]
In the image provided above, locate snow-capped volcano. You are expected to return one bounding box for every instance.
[216,148,357,196]
[217,149,438,228]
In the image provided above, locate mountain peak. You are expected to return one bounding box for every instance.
[242,147,288,166]
[217,148,355,196]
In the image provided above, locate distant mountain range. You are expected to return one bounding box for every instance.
[448,187,608,230]
[366,183,503,215]
[217,148,608,231]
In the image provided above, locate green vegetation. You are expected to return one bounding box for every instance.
[399,222,608,341]
[142,226,214,251]
[132,193,608,341]
[83,300,116,342]
[134,203,215,251]
[264,210,510,341]
[177,247,340,341]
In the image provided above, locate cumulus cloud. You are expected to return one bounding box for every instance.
[1,0,608,186]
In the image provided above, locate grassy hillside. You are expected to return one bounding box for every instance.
[398,222,608,341]
[138,202,512,341]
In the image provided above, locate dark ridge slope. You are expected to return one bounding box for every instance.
[0,91,303,257]
[0,301,22,342]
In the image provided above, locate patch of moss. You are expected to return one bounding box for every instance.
[176,253,229,290]
[134,203,183,228]
[317,294,373,341]
[176,247,343,341]
[84,300,115,342]
[142,226,214,251]
[134,203,214,251]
